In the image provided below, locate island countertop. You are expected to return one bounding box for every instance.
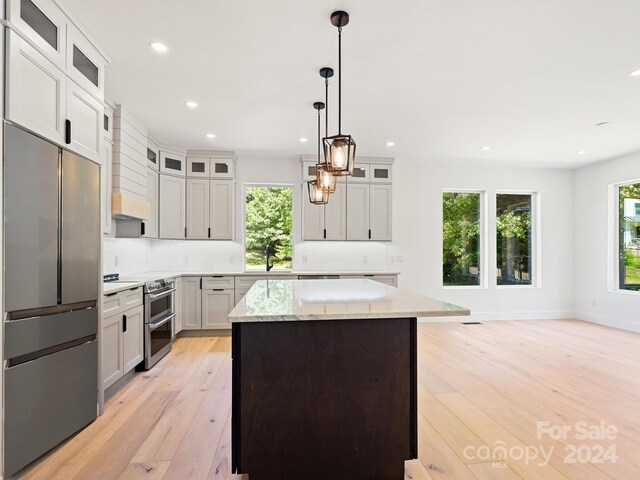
[228,278,470,322]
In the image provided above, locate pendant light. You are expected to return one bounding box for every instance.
[316,67,337,193]
[323,10,356,176]
[307,101,329,205]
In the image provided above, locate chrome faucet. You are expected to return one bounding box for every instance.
[265,243,274,272]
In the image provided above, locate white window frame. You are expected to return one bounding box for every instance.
[242,183,295,272]
[495,191,541,289]
[442,189,488,289]
[611,179,640,295]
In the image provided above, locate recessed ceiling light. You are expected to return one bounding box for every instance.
[206,133,216,139]
[631,69,640,77]
[185,101,198,108]
[578,150,587,155]
[386,141,395,147]
[299,137,308,143]
[481,146,490,151]
[150,41,167,53]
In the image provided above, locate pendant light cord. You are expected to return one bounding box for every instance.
[318,107,321,163]
[325,78,329,138]
[338,26,342,135]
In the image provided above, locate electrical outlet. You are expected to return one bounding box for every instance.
[228,255,234,264]
[397,256,404,263]
[302,255,308,263]
[184,255,189,264]
[390,255,396,263]
[114,256,119,267]
[362,255,368,264]
[592,298,597,307]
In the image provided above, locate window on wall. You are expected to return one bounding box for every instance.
[618,182,640,291]
[496,194,534,286]
[442,192,482,286]
[245,186,293,271]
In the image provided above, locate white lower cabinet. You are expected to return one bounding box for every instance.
[182,277,202,330]
[202,290,234,329]
[102,302,143,391]
[159,174,186,239]
[174,277,183,336]
[122,305,144,372]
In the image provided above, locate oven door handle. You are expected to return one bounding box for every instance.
[148,313,176,330]
[148,287,176,299]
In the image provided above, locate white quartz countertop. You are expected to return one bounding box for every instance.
[102,270,401,295]
[228,279,470,322]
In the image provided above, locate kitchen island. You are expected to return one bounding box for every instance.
[229,279,469,480]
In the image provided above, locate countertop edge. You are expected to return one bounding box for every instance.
[229,309,471,323]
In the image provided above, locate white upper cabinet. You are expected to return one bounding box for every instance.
[370,184,392,241]
[347,165,370,183]
[186,179,210,239]
[66,79,103,162]
[302,193,325,241]
[159,174,186,239]
[66,23,105,98]
[147,138,160,171]
[210,180,234,240]
[187,157,210,178]
[370,164,393,184]
[325,183,347,240]
[7,0,67,69]
[143,169,159,238]
[302,161,318,182]
[6,29,66,144]
[160,151,186,176]
[346,183,370,241]
[210,156,235,179]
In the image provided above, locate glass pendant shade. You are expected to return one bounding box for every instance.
[323,134,356,176]
[315,164,337,193]
[307,180,329,205]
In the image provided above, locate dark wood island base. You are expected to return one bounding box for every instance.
[232,317,418,480]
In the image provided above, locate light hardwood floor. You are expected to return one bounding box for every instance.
[15,320,640,480]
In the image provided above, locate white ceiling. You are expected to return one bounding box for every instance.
[66,0,640,168]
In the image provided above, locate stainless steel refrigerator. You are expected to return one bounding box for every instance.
[3,123,100,476]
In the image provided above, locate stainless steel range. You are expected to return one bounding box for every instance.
[144,278,175,369]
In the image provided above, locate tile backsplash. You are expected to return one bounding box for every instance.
[103,238,395,274]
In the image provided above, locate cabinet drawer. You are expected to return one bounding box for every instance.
[103,292,124,317]
[122,286,143,308]
[202,276,235,290]
[341,274,398,287]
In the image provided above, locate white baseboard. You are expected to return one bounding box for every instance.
[573,310,640,334]
[417,310,574,323]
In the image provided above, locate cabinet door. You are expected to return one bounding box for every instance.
[174,278,183,336]
[325,183,347,241]
[66,24,105,98]
[66,79,103,162]
[302,190,325,240]
[159,174,186,239]
[370,164,393,184]
[186,179,210,239]
[7,0,67,69]
[160,152,186,176]
[210,180,234,240]
[186,157,209,177]
[147,138,159,171]
[122,305,144,372]
[210,158,235,179]
[182,277,202,330]
[6,29,66,145]
[202,290,234,329]
[370,184,392,241]
[101,141,113,235]
[302,161,318,181]
[346,165,370,183]
[346,184,370,240]
[143,169,159,238]
[101,312,123,390]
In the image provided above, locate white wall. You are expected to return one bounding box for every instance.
[573,152,640,333]
[105,155,576,322]
[391,161,575,321]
